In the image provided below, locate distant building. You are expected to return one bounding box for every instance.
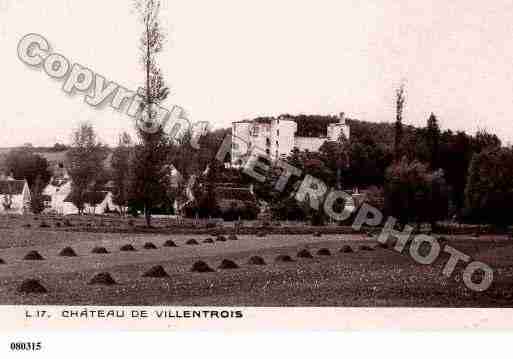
[0,176,31,215]
[231,112,350,166]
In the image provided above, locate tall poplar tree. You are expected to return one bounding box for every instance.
[132,0,172,226]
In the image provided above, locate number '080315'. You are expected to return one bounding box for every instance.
[10,342,42,351]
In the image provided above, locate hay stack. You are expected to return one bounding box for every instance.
[248,256,266,265]
[59,247,78,257]
[340,245,353,253]
[120,244,137,252]
[91,247,109,254]
[297,249,313,259]
[163,240,177,247]
[359,245,374,251]
[17,279,47,294]
[142,265,170,278]
[88,272,117,286]
[23,250,44,261]
[191,261,215,273]
[218,259,239,269]
[317,248,332,256]
[143,242,158,250]
[275,254,294,263]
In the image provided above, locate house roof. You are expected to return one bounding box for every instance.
[215,187,255,202]
[63,191,109,204]
[0,180,26,195]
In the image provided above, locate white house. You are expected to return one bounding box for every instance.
[0,177,31,215]
[42,177,72,214]
[62,190,118,215]
[43,172,122,215]
[231,112,350,166]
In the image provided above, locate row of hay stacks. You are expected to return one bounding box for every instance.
[15,243,383,294]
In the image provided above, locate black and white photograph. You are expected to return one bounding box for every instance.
[1,0,513,336]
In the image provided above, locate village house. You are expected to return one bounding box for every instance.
[0,175,31,215]
[61,190,118,215]
[42,168,121,215]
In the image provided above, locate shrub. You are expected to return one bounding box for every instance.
[63,218,73,227]
[310,212,326,226]
[228,234,239,241]
[55,222,61,228]
[39,221,50,228]
[0,258,5,264]
[186,239,200,245]
[257,232,267,238]
[313,232,322,238]
[17,279,47,294]
[22,223,31,228]
[376,243,388,250]
[206,223,217,229]
[203,238,214,244]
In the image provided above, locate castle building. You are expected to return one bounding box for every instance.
[231,113,350,166]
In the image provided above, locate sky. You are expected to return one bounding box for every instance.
[1,0,513,146]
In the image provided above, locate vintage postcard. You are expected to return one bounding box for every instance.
[1,0,513,346]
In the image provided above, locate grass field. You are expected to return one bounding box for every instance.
[0,226,512,306]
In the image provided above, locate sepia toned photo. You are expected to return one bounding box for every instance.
[1,0,513,313]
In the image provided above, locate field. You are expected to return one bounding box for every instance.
[0,219,513,306]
